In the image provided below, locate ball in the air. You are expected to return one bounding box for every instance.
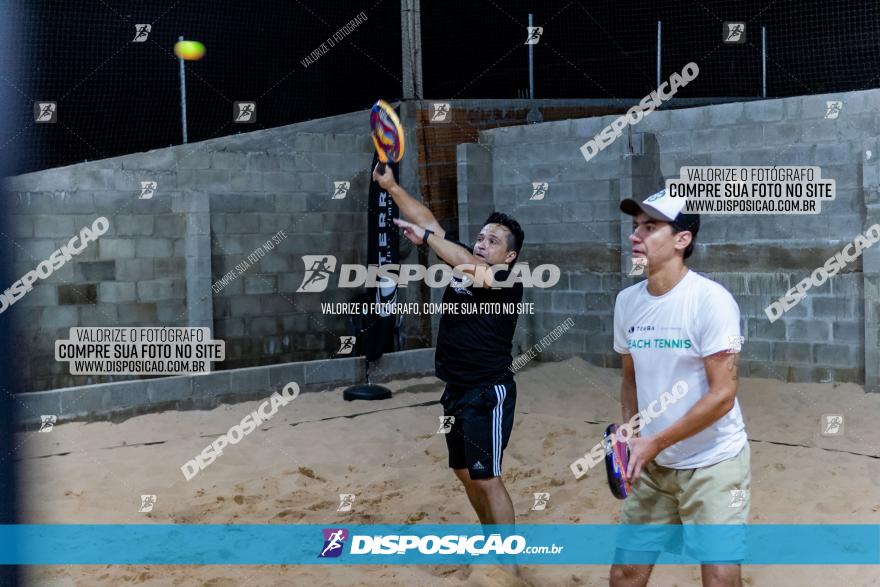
[174,40,206,61]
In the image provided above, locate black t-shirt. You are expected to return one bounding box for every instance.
[434,236,524,387]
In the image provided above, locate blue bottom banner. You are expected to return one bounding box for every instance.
[2,524,878,565]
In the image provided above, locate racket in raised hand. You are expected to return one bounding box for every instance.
[370,99,405,174]
[604,423,631,500]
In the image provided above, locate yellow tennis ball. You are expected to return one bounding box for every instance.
[174,40,206,61]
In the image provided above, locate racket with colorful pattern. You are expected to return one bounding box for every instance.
[370,99,405,174]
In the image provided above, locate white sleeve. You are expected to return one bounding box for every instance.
[696,287,742,357]
[613,292,630,355]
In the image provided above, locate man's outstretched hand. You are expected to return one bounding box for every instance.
[372,162,397,190]
[393,218,425,246]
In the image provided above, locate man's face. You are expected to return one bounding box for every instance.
[629,212,690,265]
[474,223,516,265]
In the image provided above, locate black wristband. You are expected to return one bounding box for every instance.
[423,228,434,244]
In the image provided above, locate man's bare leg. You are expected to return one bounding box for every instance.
[453,468,487,524]
[609,564,654,587]
[700,564,741,587]
[470,477,515,525]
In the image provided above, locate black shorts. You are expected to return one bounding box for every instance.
[440,381,516,480]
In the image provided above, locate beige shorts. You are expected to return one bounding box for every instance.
[616,443,751,562]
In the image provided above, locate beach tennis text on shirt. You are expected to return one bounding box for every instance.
[627,325,692,349]
[54,327,224,375]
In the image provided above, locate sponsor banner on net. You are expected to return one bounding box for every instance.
[55,327,225,375]
[666,166,835,214]
[4,524,878,565]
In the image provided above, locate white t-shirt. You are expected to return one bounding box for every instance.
[613,269,747,469]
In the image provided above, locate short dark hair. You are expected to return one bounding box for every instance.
[669,213,700,259]
[483,211,524,264]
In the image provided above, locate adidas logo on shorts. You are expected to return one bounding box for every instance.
[472,461,484,470]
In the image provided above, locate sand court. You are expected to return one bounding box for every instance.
[19,357,880,586]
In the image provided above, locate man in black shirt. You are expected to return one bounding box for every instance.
[373,165,524,526]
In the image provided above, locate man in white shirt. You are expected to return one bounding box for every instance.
[609,188,750,587]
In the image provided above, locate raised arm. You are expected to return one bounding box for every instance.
[372,163,444,238]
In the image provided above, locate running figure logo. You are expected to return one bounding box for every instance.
[530,182,548,201]
[820,414,844,436]
[728,489,747,508]
[234,102,257,123]
[437,415,455,434]
[728,335,745,353]
[34,102,57,123]
[531,492,550,511]
[332,181,350,199]
[431,103,451,123]
[629,257,647,276]
[825,101,843,119]
[39,415,57,433]
[132,24,151,42]
[337,494,355,512]
[723,22,745,43]
[336,336,355,355]
[139,494,157,513]
[525,26,543,45]
[297,255,337,292]
[140,181,157,199]
[319,528,349,558]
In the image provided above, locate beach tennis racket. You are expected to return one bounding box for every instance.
[604,423,631,500]
[370,99,405,174]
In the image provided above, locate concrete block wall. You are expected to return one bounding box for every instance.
[399,98,737,232]
[463,89,879,386]
[5,174,189,392]
[208,137,375,369]
[4,124,376,391]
